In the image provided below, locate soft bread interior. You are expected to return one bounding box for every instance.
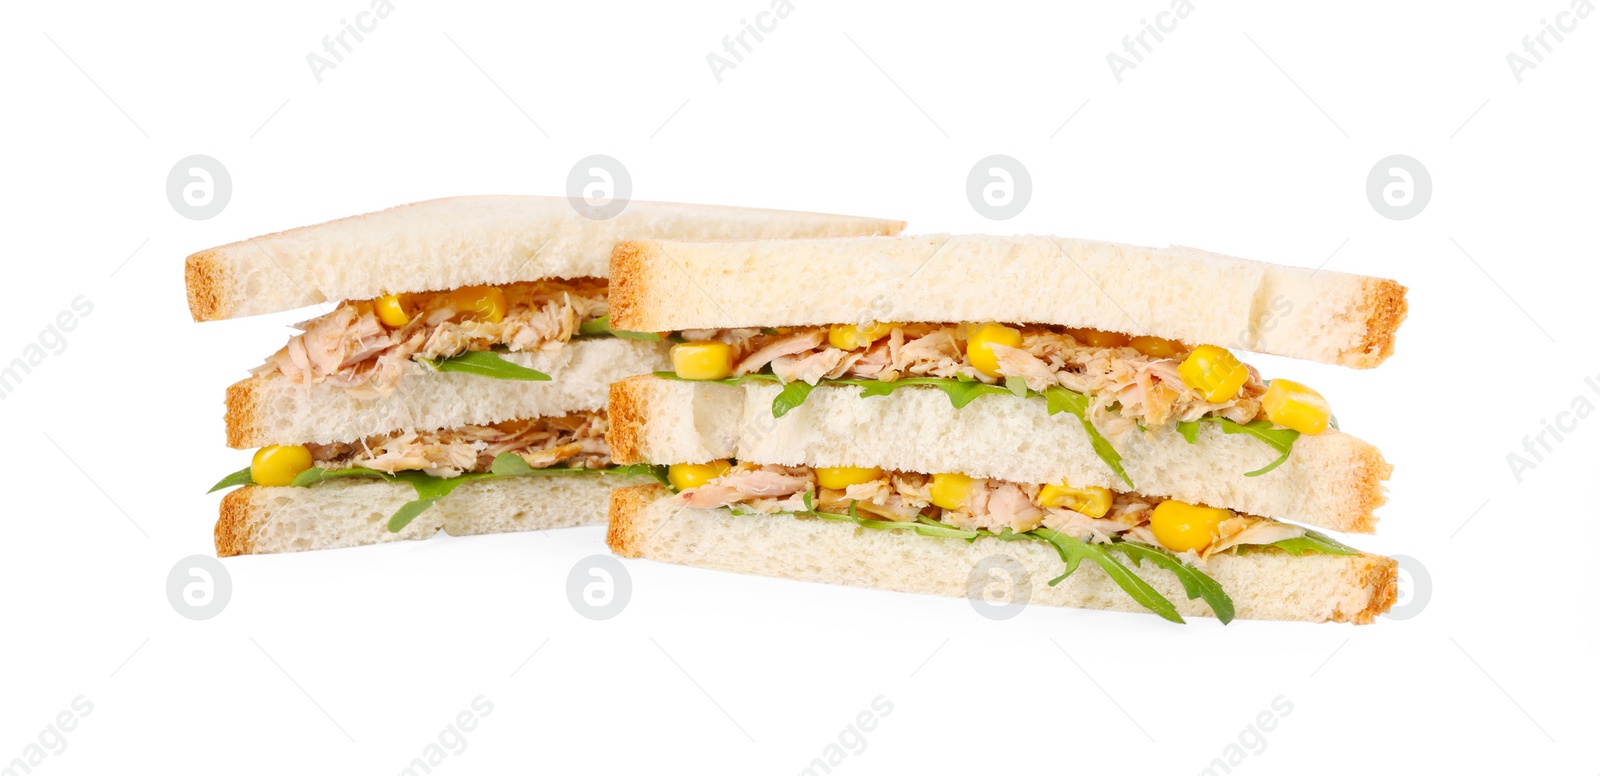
[609,235,1406,368]
[186,196,904,321]
[217,473,646,556]
[605,375,1388,533]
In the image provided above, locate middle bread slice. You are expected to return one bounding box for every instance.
[608,374,1388,534]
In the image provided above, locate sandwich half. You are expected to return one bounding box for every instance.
[198,197,904,556]
[601,234,1407,623]
[606,376,1397,624]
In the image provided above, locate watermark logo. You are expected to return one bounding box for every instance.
[166,155,231,220]
[567,555,631,620]
[1506,0,1593,83]
[1197,695,1293,776]
[398,695,494,776]
[798,695,893,776]
[1385,555,1431,621]
[566,155,631,221]
[1106,0,1197,83]
[166,555,232,621]
[0,296,93,401]
[306,0,398,83]
[707,0,797,83]
[1365,155,1430,221]
[966,155,1031,221]
[966,554,1031,621]
[1506,374,1599,482]
[3,696,93,775]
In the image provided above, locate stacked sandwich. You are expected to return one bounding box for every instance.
[604,235,1408,623]
[195,196,903,556]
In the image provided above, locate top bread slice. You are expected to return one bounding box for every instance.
[607,375,1389,534]
[610,234,1407,368]
[185,196,905,321]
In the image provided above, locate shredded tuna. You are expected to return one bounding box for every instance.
[254,279,609,396]
[307,411,610,478]
[704,324,1267,430]
[670,463,1306,555]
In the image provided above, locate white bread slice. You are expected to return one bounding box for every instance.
[606,375,1388,533]
[228,337,667,448]
[610,235,1407,368]
[608,485,1396,624]
[186,196,904,321]
[216,473,644,556]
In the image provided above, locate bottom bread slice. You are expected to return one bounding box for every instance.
[218,474,644,557]
[608,485,1397,624]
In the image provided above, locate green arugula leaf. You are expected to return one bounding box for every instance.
[208,466,254,493]
[1268,529,1362,556]
[1176,417,1300,477]
[422,350,551,381]
[1106,541,1234,623]
[577,314,662,341]
[772,380,815,418]
[1004,375,1030,398]
[1029,527,1184,623]
[1041,386,1133,488]
[1176,420,1200,444]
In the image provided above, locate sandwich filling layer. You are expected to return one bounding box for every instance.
[679,324,1266,433]
[669,462,1338,562]
[307,412,610,478]
[254,278,610,397]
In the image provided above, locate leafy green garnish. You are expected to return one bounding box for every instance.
[1105,541,1235,623]
[422,350,551,381]
[1025,527,1184,623]
[577,314,662,341]
[772,380,815,418]
[1267,529,1362,556]
[1176,417,1300,477]
[1040,386,1132,489]
[208,466,255,493]
[209,454,666,533]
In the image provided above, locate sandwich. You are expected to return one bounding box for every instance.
[603,234,1407,623]
[194,196,903,556]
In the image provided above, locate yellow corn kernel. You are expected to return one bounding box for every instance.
[671,341,735,380]
[374,293,413,328]
[929,473,976,511]
[1149,499,1233,553]
[449,285,508,323]
[965,323,1023,377]
[251,445,313,487]
[1068,328,1131,349]
[815,466,883,490]
[667,460,733,491]
[828,322,895,351]
[1036,483,1113,518]
[1129,336,1186,359]
[1261,379,1332,435]
[1178,345,1251,403]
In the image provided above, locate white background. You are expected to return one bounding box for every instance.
[2,1,1596,773]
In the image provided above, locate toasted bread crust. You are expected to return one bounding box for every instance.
[608,241,653,332]
[606,484,665,558]
[1347,278,1409,368]
[214,487,257,558]
[184,250,229,322]
[224,379,262,449]
[1349,553,1400,624]
[604,375,654,465]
